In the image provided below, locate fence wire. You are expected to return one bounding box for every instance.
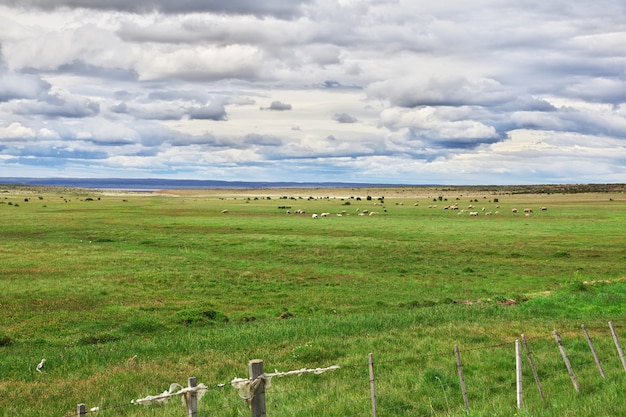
[65,320,626,416]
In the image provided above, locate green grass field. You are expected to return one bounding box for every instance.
[0,185,625,416]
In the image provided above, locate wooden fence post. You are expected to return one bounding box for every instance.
[582,324,605,378]
[516,339,523,409]
[553,330,579,392]
[454,344,469,411]
[186,377,198,417]
[609,321,626,373]
[368,353,378,417]
[521,334,545,404]
[249,359,267,417]
[77,404,86,417]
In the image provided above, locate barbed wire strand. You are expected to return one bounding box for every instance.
[62,324,626,416]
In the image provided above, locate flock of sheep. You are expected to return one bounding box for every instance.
[289,208,380,218]
[220,200,548,218]
[434,204,548,217]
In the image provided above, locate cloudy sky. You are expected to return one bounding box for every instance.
[1,0,625,184]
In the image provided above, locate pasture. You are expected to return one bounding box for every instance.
[0,184,625,416]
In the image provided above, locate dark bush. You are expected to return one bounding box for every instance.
[174,308,228,325]
[0,333,12,346]
[118,317,163,334]
[78,333,119,345]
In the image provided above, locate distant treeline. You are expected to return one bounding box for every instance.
[443,183,626,194]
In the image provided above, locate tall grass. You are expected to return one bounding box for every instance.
[0,186,625,416]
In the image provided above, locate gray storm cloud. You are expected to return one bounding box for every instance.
[368,77,515,108]
[2,0,312,18]
[0,72,51,102]
[333,113,358,123]
[188,103,228,121]
[11,90,100,118]
[263,101,292,111]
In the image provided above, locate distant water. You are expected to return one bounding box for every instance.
[0,177,414,191]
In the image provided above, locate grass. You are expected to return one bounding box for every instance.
[0,185,625,416]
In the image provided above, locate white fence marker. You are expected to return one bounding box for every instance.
[516,339,523,409]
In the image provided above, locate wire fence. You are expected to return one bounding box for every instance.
[65,321,626,416]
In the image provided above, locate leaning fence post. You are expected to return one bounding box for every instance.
[454,344,469,411]
[249,359,266,417]
[516,339,523,409]
[582,324,605,378]
[368,353,378,417]
[609,321,626,373]
[553,330,579,392]
[77,404,86,417]
[521,334,545,404]
[186,377,198,417]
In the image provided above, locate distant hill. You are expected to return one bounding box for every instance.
[0,178,623,194]
[0,177,414,191]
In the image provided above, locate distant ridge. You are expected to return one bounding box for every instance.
[0,177,416,191]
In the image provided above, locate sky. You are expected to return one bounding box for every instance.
[0,0,625,185]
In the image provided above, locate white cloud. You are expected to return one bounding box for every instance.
[369,77,514,108]
[37,128,60,140]
[0,122,35,139]
[134,44,267,82]
[379,106,500,146]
